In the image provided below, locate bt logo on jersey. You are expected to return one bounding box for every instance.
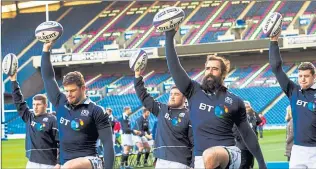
[60,117,85,131]
[60,117,70,126]
[199,103,214,112]
[296,100,316,112]
[199,103,229,118]
[71,118,84,131]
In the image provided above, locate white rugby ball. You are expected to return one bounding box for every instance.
[35,21,63,43]
[262,12,283,37]
[2,53,18,76]
[129,49,148,72]
[153,7,185,32]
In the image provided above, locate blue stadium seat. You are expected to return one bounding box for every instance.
[188,6,216,23]
[88,76,118,89]
[229,87,282,112]
[199,31,226,43]
[114,75,134,86]
[305,1,316,14]
[145,73,170,86]
[265,96,289,125]
[141,35,165,48]
[245,1,271,18]
[112,14,141,30]
[135,12,155,28]
[84,17,113,34]
[88,38,114,52]
[220,2,248,20]
[230,66,255,79]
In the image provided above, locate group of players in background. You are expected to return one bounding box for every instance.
[6,15,316,169]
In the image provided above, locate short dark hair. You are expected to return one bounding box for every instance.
[143,108,150,113]
[206,55,231,79]
[170,85,178,90]
[33,94,47,105]
[298,62,315,75]
[62,71,85,87]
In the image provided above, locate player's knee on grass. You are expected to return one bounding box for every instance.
[62,158,92,169]
[203,147,229,169]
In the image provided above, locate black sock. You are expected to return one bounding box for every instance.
[144,152,150,164]
[125,154,129,166]
[136,152,142,164]
[121,154,129,166]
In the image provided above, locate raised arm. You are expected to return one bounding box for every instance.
[41,42,64,107]
[134,71,161,116]
[10,73,32,123]
[269,36,296,97]
[165,30,194,98]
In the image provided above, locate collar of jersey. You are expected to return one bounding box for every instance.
[66,98,91,109]
[300,83,316,90]
[311,83,316,89]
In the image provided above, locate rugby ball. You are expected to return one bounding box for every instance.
[262,12,283,37]
[35,21,63,43]
[2,53,18,76]
[129,49,148,72]
[153,7,185,32]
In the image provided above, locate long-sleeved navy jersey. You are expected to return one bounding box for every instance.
[269,41,316,146]
[40,52,113,166]
[11,81,58,165]
[133,115,150,136]
[164,30,266,168]
[134,76,193,167]
[120,113,133,134]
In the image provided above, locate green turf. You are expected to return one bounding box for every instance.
[2,129,286,169]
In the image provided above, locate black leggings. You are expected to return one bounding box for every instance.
[240,150,254,169]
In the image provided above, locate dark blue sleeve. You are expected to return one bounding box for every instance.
[98,128,114,169]
[165,30,198,99]
[94,106,111,130]
[11,81,32,123]
[269,41,297,97]
[94,106,114,169]
[41,52,65,107]
[134,76,161,117]
[234,99,266,169]
[51,115,59,143]
[188,121,194,168]
[50,115,59,164]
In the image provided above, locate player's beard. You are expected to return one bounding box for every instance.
[201,74,223,93]
[168,101,181,108]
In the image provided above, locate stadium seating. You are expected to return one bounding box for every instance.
[88,75,119,90]
[243,1,274,40]
[4,1,316,136]
[229,87,283,113]
[145,72,170,87]
[264,96,290,126]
